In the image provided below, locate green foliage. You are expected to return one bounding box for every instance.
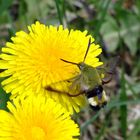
[0,78,10,110]
[120,68,127,139]
[0,0,13,14]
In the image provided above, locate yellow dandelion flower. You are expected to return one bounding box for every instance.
[0,95,80,140]
[0,21,103,113]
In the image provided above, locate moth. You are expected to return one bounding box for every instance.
[45,38,119,111]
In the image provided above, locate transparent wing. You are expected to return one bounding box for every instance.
[45,74,85,97]
[97,56,120,84]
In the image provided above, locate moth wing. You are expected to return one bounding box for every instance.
[45,74,83,95]
[97,56,120,80]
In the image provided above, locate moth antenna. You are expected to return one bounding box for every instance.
[60,58,78,65]
[83,37,93,62]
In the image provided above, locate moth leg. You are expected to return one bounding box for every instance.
[45,86,85,97]
[102,76,112,85]
[106,70,115,75]
[67,91,85,97]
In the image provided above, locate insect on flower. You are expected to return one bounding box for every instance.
[45,38,119,111]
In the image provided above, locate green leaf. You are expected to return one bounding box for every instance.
[119,14,140,55]
[119,68,127,139]
[0,0,13,14]
[0,87,10,110]
[0,78,10,110]
[100,16,119,52]
[19,0,28,16]
[100,13,140,55]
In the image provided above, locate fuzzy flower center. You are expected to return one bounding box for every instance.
[31,126,46,140]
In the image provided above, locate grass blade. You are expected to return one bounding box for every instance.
[54,0,64,25]
[80,110,101,133]
[120,68,127,139]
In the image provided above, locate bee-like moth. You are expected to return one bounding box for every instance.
[46,38,118,111]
